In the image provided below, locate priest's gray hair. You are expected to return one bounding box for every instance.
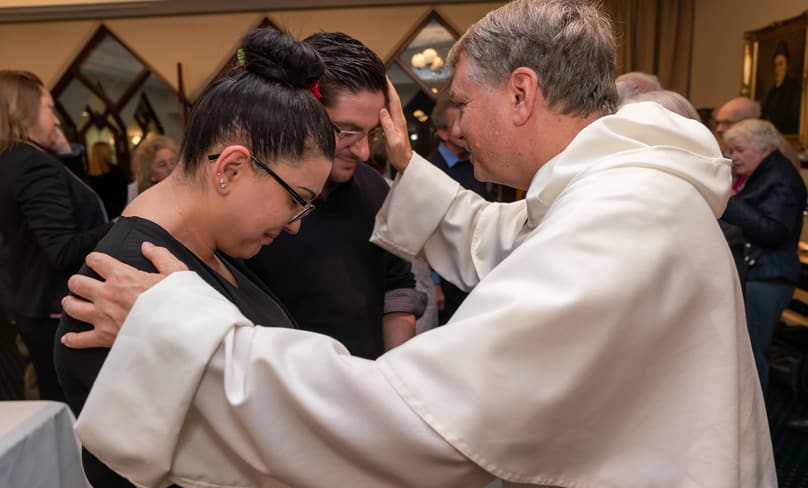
[724,118,781,153]
[447,0,618,117]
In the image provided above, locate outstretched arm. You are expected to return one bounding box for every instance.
[75,272,492,487]
[373,78,528,292]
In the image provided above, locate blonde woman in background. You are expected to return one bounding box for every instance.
[127,134,178,202]
[88,141,128,218]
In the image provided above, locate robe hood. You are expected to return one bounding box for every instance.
[526,101,731,228]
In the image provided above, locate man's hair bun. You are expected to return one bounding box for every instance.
[240,28,325,88]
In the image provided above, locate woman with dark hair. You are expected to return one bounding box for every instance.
[0,70,111,403]
[54,28,334,487]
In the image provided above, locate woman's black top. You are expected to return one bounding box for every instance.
[55,216,296,488]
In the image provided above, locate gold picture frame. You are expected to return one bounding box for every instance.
[742,10,808,149]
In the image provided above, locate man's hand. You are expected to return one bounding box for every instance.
[49,127,72,156]
[60,242,187,349]
[379,77,413,173]
[383,312,416,351]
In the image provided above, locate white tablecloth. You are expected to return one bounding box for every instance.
[0,401,89,487]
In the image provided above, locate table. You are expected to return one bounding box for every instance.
[0,401,89,487]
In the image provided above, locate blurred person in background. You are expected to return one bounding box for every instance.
[0,69,111,402]
[88,141,128,218]
[720,118,806,393]
[127,134,178,201]
[715,97,800,169]
[615,71,662,104]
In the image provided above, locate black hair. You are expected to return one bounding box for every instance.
[774,40,790,62]
[303,32,388,107]
[181,28,335,175]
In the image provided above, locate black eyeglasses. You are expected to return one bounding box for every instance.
[208,153,315,224]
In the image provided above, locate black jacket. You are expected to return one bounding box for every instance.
[247,163,416,360]
[721,149,806,283]
[0,143,111,318]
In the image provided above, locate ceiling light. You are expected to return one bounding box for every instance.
[411,53,426,69]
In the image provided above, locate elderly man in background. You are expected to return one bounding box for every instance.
[715,96,801,169]
[614,70,661,103]
[62,0,775,486]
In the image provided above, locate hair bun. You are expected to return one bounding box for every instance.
[241,29,325,89]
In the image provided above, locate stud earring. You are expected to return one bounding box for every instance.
[217,172,226,189]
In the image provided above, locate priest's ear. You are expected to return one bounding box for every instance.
[509,67,539,126]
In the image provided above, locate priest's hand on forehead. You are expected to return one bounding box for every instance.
[380,77,413,173]
[60,242,187,349]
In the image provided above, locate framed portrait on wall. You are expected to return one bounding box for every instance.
[742,10,808,149]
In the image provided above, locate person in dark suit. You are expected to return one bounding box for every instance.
[762,40,802,135]
[427,84,491,324]
[0,70,112,402]
[720,118,807,393]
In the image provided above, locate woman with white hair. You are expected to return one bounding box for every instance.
[720,118,806,392]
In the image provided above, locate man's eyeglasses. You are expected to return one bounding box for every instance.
[331,122,384,146]
[207,153,315,224]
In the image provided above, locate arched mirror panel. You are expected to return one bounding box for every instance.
[53,25,181,175]
[78,35,145,105]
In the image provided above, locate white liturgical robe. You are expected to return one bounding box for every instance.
[76,102,776,487]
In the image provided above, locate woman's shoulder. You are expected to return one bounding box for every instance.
[91,217,188,274]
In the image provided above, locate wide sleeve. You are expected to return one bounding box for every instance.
[371,153,528,291]
[75,272,492,488]
[13,150,110,271]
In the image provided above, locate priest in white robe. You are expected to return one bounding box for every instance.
[64,1,776,487]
